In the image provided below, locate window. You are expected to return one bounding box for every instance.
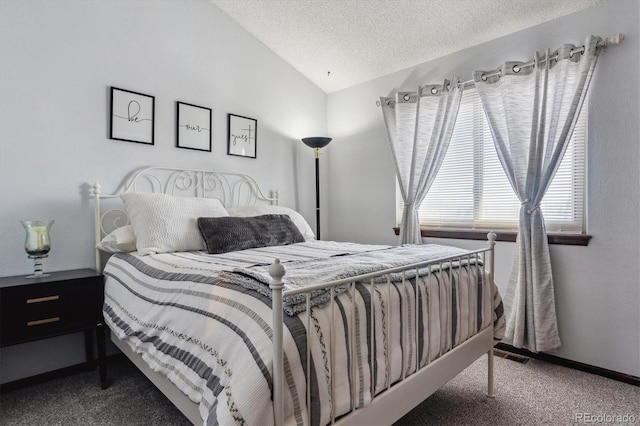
[397,88,586,233]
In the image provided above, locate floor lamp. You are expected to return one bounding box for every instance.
[302,137,332,240]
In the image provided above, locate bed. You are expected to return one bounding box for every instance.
[93,166,505,426]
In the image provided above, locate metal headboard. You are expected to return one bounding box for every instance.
[92,166,279,271]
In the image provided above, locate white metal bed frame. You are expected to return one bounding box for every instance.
[93,166,497,426]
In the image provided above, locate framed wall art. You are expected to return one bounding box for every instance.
[177,102,212,152]
[227,113,257,159]
[110,87,155,145]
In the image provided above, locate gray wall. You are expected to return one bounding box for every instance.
[0,0,326,383]
[327,0,640,377]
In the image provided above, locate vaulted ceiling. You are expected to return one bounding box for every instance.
[211,0,606,93]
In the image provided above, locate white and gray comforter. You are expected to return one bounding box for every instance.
[103,241,505,426]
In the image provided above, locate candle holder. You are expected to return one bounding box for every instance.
[21,220,54,278]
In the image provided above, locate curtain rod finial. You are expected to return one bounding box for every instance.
[605,33,624,46]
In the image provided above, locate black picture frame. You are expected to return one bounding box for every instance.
[176,102,212,152]
[109,87,155,145]
[227,114,257,159]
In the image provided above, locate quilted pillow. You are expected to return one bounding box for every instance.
[121,192,229,255]
[197,214,305,254]
[226,205,315,241]
[96,225,137,253]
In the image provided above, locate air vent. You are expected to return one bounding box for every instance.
[494,349,530,364]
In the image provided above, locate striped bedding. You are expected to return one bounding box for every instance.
[103,241,505,426]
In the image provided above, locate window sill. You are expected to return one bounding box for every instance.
[392,227,591,246]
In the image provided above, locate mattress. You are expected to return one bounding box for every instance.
[103,241,505,426]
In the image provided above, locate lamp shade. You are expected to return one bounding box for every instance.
[302,137,332,149]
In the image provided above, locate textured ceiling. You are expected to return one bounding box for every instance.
[211,0,606,93]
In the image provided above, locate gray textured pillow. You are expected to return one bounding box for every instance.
[197,214,305,254]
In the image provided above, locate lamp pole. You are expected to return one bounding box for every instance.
[301,137,332,240]
[314,147,321,239]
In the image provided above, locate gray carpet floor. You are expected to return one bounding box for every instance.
[1,354,637,425]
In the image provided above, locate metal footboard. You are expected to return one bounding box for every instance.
[269,233,497,425]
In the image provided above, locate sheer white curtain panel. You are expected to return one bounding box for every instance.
[474,35,603,352]
[380,79,463,244]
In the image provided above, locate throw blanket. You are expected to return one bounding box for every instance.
[225,244,477,316]
[103,241,505,426]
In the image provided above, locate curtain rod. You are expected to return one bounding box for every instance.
[377,33,624,105]
[457,33,624,87]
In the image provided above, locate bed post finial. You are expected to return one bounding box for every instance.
[269,258,285,425]
[269,258,285,284]
[487,231,496,247]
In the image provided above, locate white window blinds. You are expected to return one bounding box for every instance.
[397,88,586,233]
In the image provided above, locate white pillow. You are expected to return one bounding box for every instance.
[96,225,137,253]
[226,205,315,241]
[121,192,229,255]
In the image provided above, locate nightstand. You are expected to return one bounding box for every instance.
[0,269,107,389]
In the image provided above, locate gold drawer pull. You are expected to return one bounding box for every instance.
[26,295,60,304]
[27,317,60,326]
